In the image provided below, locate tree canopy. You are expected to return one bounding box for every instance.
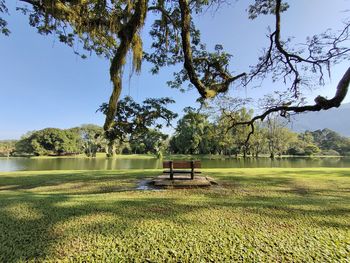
[9,112,350,158]
[1,0,350,137]
[15,128,81,156]
[98,96,177,156]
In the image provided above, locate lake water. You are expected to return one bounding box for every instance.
[1,157,350,172]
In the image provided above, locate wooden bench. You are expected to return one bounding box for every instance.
[163,160,201,180]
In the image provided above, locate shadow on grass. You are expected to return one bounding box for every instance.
[0,192,201,261]
[0,169,349,261]
[0,170,158,193]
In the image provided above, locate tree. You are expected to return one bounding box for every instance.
[213,106,253,157]
[15,128,81,156]
[309,128,350,156]
[250,125,268,158]
[130,129,168,156]
[98,96,177,157]
[170,107,210,154]
[212,114,235,156]
[287,131,320,156]
[202,96,254,156]
[15,132,34,155]
[2,0,350,138]
[198,122,217,155]
[230,108,254,158]
[0,140,16,157]
[265,115,296,158]
[77,124,106,157]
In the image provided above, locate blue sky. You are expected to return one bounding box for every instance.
[0,0,349,139]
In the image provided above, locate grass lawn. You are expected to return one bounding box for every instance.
[0,168,349,262]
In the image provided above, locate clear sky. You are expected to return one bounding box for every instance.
[0,0,349,139]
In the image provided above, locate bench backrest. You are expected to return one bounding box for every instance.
[163,160,201,169]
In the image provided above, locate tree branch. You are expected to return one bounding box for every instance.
[234,66,350,143]
[179,0,245,99]
[104,0,148,131]
[249,0,350,99]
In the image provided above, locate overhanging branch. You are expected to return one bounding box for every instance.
[234,66,350,143]
[179,0,245,99]
[104,0,148,131]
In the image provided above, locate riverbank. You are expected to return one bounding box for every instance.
[0,168,349,261]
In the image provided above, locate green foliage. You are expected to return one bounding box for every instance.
[17,0,128,59]
[1,0,349,132]
[77,124,106,157]
[15,128,81,156]
[250,125,268,157]
[320,149,341,156]
[169,106,350,157]
[11,115,350,158]
[0,0,10,36]
[288,132,320,156]
[98,96,177,143]
[166,44,234,93]
[227,108,254,157]
[170,107,211,154]
[265,116,297,158]
[130,129,168,155]
[248,0,289,19]
[170,107,255,157]
[0,140,16,157]
[309,129,350,155]
[0,168,349,261]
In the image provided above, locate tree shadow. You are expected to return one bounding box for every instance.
[0,170,158,193]
[0,190,208,261]
[205,172,350,230]
[0,169,349,261]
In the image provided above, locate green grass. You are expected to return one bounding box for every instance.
[0,168,349,262]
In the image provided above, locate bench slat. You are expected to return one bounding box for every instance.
[163,171,202,174]
[163,161,201,169]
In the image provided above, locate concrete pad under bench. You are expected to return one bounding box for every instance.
[152,175,215,187]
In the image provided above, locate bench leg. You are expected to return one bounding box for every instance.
[191,161,194,180]
[170,161,173,180]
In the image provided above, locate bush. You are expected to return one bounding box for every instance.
[320,149,340,156]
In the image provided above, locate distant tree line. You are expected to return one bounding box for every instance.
[0,124,168,157]
[2,108,350,158]
[169,108,350,157]
[0,140,16,157]
[10,125,103,157]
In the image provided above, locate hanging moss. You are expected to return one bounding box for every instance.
[104,0,148,135]
[132,33,143,74]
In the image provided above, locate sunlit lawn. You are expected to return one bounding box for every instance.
[0,168,349,262]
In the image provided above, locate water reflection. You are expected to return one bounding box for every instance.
[1,156,350,172]
[200,157,350,168]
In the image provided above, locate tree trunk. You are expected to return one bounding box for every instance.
[107,140,115,158]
